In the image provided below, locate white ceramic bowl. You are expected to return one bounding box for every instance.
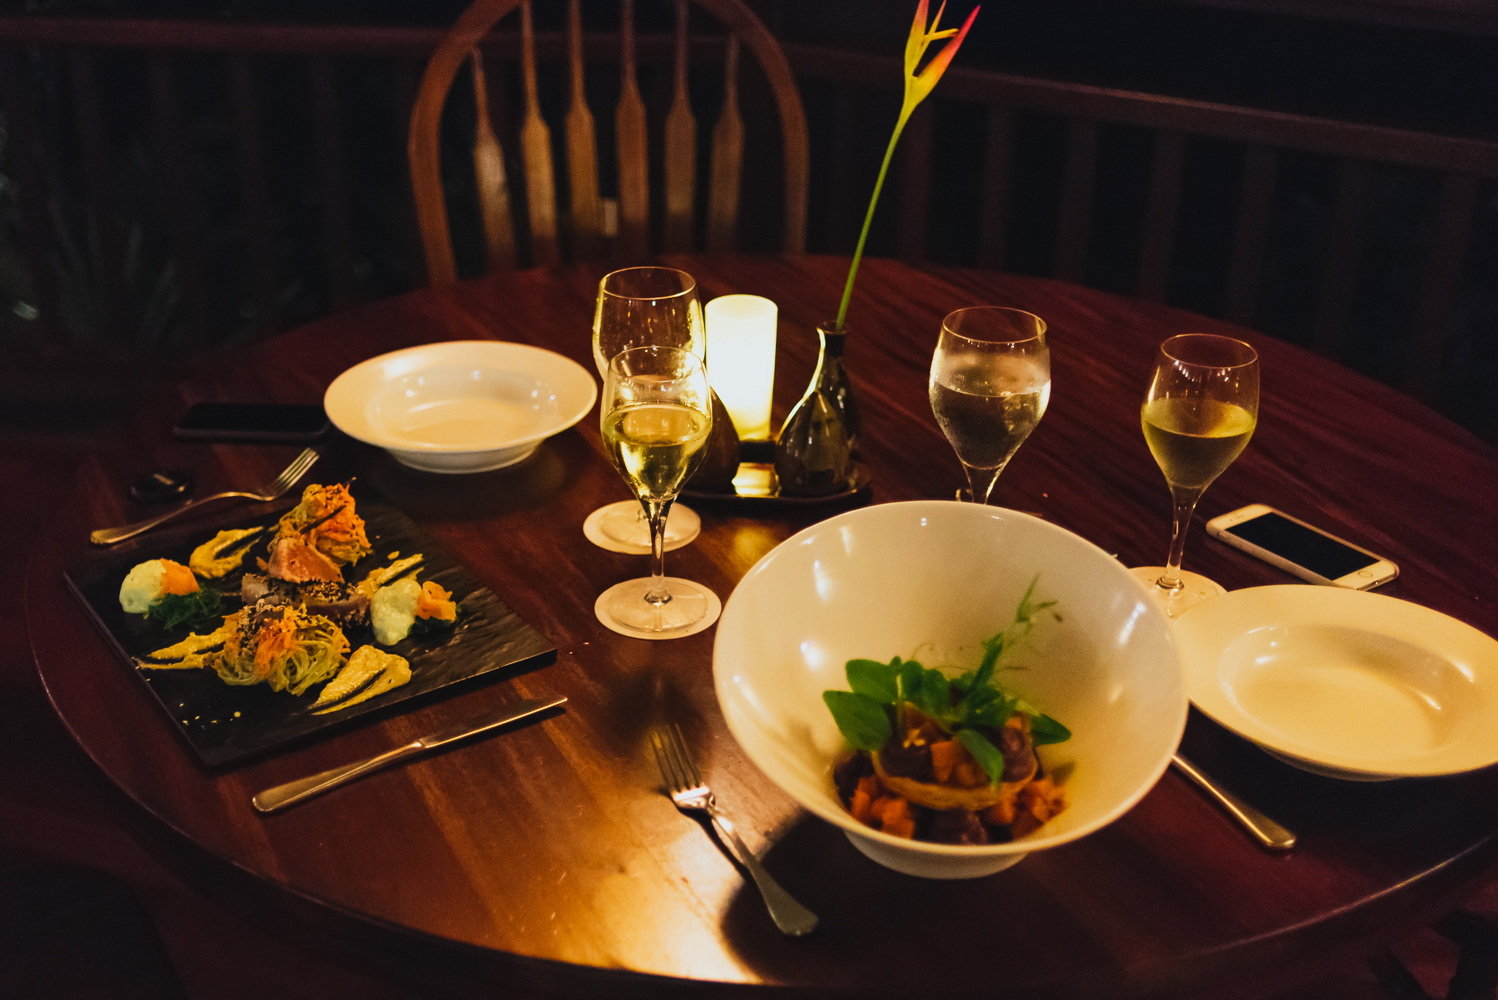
[713,501,1186,879]
[324,340,597,474]
[1176,585,1498,781]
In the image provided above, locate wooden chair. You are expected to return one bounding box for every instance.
[407,0,809,285]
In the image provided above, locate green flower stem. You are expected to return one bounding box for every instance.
[834,109,913,334]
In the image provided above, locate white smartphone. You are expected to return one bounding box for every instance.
[1206,504,1399,590]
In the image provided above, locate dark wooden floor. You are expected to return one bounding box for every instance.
[4,401,1494,1000]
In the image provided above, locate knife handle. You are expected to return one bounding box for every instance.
[253,740,424,813]
[1172,753,1296,851]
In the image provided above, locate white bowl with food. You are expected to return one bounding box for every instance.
[324,340,597,474]
[713,501,1185,879]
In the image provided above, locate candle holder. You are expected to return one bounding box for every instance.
[683,311,871,510]
[705,295,778,442]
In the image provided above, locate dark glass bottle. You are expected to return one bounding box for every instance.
[686,388,742,493]
[774,322,859,496]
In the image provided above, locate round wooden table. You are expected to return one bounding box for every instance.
[26,254,1498,999]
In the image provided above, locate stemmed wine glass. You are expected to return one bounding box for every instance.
[588,267,706,550]
[1128,333,1260,618]
[929,306,1051,504]
[595,345,717,636]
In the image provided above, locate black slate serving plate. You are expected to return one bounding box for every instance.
[65,484,555,768]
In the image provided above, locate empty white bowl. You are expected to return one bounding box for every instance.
[324,340,597,474]
[1176,585,1498,781]
[713,501,1186,879]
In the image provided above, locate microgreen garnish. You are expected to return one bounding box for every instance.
[406,603,464,640]
[821,576,1069,783]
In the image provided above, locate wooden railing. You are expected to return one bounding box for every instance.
[785,41,1498,427]
[1,14,1493,441]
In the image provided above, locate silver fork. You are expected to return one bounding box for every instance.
[651,724,818,937]
[91,447,321,546]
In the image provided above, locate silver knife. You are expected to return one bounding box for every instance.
[1172,752,1296,850]
[252,695,567,814]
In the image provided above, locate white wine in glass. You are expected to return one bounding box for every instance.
[597,346,717,636]
[590,266,705,549]
[929,306,1050,504]
[1129,333,1260,618]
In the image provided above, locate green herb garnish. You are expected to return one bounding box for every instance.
[146,588,225,631]
[820,576,1069,783]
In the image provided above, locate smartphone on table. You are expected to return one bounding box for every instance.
[1206,504,1399,590]
[173,402,331,444]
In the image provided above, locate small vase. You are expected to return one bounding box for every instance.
[774,321,859,497]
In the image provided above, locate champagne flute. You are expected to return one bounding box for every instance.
[596,346,717,636]
[1128,334,1260,618]
[589,267,706,549]
[929,306,1051,504]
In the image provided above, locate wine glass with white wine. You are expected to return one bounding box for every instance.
[588,267,706,550]
[929,306,1051,504]
[1128,333,1259,618]
[595,346,717,637]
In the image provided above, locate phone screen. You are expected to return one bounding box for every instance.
[1223,511,1378,580]
[175,403,330,442]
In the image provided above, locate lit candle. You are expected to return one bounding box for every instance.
[705,294,777,441]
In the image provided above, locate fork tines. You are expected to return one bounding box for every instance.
[651,724,700,796]
[277,447,321,493]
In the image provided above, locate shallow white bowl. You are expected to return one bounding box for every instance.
[1176,585,1498,781]
[713,501,1186,879]
[324,340,597,474]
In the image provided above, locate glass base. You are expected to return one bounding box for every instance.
[1128,566,1227,620]
[594,576,719,638]
[584,500,700,553]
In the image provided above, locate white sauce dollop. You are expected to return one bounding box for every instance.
[370,577,422,645]
[119,560,169,613]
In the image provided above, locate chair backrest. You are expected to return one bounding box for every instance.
[408,0,809,285]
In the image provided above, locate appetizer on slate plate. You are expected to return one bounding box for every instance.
[123,483,459,713]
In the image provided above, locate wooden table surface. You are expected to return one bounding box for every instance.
[26,254,1498,1000]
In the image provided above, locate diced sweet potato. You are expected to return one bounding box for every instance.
[1011,810,1042,838]
[1021,776,1065,814]
[982,795,1017,826]
[929,739,962,783]
[877,796,916,839]
[850,775,882,824]
[850,789,873,824]
[1012,777,1065,837]
[953,758,988,788]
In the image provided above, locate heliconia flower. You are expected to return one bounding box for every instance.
[835,2,979,332]
[902,1,980,128]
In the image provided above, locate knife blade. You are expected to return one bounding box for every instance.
[252,695,567,814]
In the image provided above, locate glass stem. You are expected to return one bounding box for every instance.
[643,498,672,606]
[964,463,1004,505]
[1159,484,1205,590]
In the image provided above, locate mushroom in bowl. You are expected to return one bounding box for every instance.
[712,501,1185,879]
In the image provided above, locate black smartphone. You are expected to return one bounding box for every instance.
[1206,504,1399,590]
[173,402,332,444]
